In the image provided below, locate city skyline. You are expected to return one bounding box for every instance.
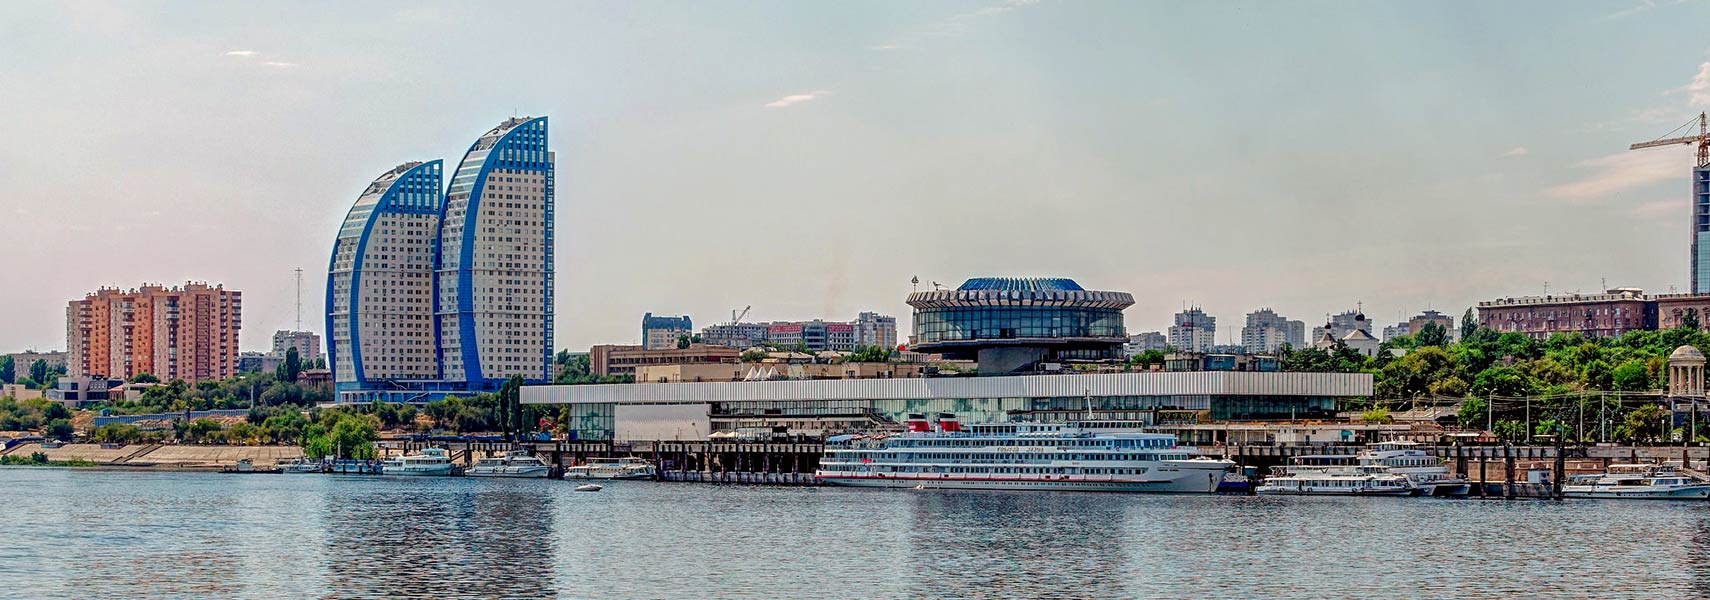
[6,2,1710,353]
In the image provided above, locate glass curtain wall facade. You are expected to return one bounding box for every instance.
[1695,167,1710,293]
[913,306,1126,344]
[327,161,443,393]
[436,117,555,390]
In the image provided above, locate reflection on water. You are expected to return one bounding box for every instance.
[323,481,557,599]
[906,492,1127,599]
[7,469,1710,599]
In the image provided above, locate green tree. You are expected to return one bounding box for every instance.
[1460,308,1478,341]
[1686,308,1702,331]
[1457,397,1488,429]
[677,335,691,350]
[1611,360,1652,392]
[1620,403,1670,444]
[1471,366,1532,397]
[0,355,13,384]
[92,423,142,444]
[846,346,893,363]
[1415,322,1449,348]
[130,372,160,384]
[29,360,50,389]
[1361,406,1392,424]
[275,347,302,383]
[739,349,768,363]
[1493,419,1525,443]
[43,418,74,441]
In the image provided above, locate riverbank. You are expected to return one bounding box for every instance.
[0,442,302,470]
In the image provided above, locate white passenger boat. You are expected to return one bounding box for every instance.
[278,457,324,474]
[564,457,656,480]
[1256,463,1416,496]
[382,448,456,476]
[467,450,552,478]
[1562,464,1710,500]
[1358,442,1471,497]
[815,414,1233,493]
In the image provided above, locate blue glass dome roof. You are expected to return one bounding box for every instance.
[956,277,1084,292]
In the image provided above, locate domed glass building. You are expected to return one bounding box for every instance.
[906,277,1134,373]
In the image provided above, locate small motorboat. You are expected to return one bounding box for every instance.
[574,483,604,492]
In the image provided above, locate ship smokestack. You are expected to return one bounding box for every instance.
[906,413,931,433]
[938,413,961,433]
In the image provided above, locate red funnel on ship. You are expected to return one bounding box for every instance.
[938,413,961,433]
[905,413,931,432]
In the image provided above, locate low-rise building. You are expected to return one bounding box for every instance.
[1124,332,1168,355]
[1163,352,1280,372]
[641,313,693,350]
[700,322,770,348]
[0,384,42,401]
[589,344,742,378]
[45,376,122,408]
[635,361,944,383]
[523,370,1374,440]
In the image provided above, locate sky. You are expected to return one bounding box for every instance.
[3,0,1710,353]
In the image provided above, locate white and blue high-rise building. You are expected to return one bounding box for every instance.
[328,117,554,403]
[1694,165,1710,293]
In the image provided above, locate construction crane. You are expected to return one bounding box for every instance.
[731,305,751,325]
[1630,111,1710,168]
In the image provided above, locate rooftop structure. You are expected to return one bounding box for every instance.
[907,277,1134,373]
[641,313,693,350]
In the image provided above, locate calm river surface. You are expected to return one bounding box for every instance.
[4,468,1710,599]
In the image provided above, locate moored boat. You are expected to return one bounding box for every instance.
[1357,441,1471,497]
[1255,464,1415,496]
[382,448,456,476]
[1563,464,1710,500]
[468,450,552,478]
[815,414,1232,493]
[279,457,324,474]
[564,457,656,480]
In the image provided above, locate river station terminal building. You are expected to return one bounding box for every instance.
[522,277,1374,442]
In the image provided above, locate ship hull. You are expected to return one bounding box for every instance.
[818,468,1226,493]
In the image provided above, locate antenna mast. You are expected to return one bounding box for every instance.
[294,267,303,331]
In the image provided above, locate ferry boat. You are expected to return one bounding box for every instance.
[279,457,324,474]
[1255,463,1415,496]
[1357,441,1471,497]
[1563,464,1710,500]
[467,450,552,478]
[814,414,1233,493]
[382,448,456,476]
[564,457,656,480]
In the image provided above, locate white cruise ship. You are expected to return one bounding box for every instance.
[467,450,552,478]
[1563,464,1710,499]
[815,414,1232,493]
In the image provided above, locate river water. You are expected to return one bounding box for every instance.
[3,468,1709,599]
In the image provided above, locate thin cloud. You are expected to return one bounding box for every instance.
[1502,147,1530,157]
[224,50,258,57]
[1605,0,1658,19]
[262,61,300,68]
[889,0,1042,43]
[869,44,902,51]
[1683,61,1710,106]
[1631,199,1683,218]
[1545,150,1682,201]
[764,90,831,109]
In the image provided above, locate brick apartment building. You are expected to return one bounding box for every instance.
[66,282,242,382]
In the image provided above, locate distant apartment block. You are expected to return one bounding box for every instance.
[1240,309,1305,353]
[1381,322,1410,342]
[641,313,693,350]
[66,283,241,382]
[854,312,898,350]
[701,322,770,348]
[769,320,855,352]
[1125,331,1168,355]
[1168,308,1216,353]
[271,330,322,362]
[7,350,66,375]
[1407,310,1456,341]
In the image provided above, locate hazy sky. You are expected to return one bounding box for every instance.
[4,1,1710,353]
